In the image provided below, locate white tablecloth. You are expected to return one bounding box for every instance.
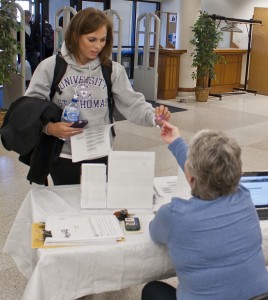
[4,178,268,300]
[3,185,176,300]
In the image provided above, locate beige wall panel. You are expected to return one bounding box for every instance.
[248,7,268,95]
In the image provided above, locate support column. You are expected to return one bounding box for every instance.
[177,0,201,94]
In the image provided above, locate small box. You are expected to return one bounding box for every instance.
[124,217,140,231]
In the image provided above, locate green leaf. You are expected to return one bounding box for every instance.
[190,11,223,88]
[0,2,22,84]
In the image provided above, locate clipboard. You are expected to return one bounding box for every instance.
[31,223,63,249]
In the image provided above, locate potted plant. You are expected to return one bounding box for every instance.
[0,1,22,115]
[0,1,21,85]
[190,11,223,102]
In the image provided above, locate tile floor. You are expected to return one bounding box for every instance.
[1,92,268,299]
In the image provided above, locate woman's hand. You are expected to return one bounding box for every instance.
[46,122,83,139]
[160,121,181,144]
[154,105,171,126]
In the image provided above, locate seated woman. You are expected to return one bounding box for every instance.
[142,121,268,300]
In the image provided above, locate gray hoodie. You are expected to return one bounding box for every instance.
[25,43,155,158]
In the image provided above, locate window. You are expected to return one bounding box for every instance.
[111,0,160,78]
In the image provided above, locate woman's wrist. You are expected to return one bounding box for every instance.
[43,122,52,135]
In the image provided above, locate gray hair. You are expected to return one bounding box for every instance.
[187,129,242,200]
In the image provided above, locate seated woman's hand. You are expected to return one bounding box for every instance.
[160,121,181,144]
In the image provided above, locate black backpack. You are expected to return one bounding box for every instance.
[50,54,115,136]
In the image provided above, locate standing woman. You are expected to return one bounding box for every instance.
[25,8,170,185]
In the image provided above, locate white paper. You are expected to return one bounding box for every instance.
[44,215,124,246]
[107,151,155,210]
[153,172,192,211]
[154,176,180,197]
[71,124,115,163]
[81,164,107,209]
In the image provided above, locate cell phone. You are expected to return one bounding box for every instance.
[71,120,88,128]
[124,217,140,231]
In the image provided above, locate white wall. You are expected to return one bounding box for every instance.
[201,0,268,19]
[201,0,268,49]
[47,0,268,51]
[200,0,268,86]
[47,0,268,88]
[161,0,179,12]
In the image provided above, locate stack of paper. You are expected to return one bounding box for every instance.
[44,215,124,246]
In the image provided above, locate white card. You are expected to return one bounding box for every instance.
[81,164,107,209]
[107,151,155,210]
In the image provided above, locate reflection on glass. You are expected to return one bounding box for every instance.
[157,12,177,49]
[82,1,104,10]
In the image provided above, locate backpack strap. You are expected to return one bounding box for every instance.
[50,54,67,101]
[101,60,116,137]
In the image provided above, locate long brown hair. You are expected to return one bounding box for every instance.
[65,7,113,65]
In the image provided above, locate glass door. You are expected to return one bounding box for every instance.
[71,0,110,11]
[82,1,105,10]
[111,0,160,78]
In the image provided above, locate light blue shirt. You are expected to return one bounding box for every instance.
[150,137,268,299]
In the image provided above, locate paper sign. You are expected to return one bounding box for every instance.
[107,151,155,210]
[71,124,115,162]
[81,164,107,209]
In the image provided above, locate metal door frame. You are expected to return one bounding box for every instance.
[54,6,77,54]
[104,9,122,64]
